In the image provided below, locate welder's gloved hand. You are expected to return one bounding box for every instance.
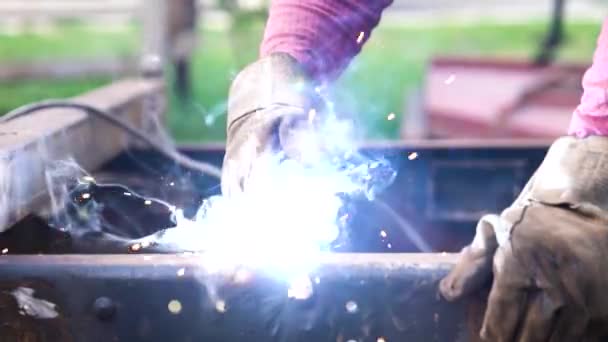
[222,53,325,196]
[439,136,608,341]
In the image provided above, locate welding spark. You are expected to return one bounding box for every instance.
[215,300,226,313]
[1,248,7,254]
[168,300,182,314]
[387,112,396,121]
[147,101,398,292]
[345,300,358,313]
[444,74,456,85]
[356,31,365,44]
[308,108,317,123]
[287,275,313,300]
[130,243,141,252]
[81,193,91,199]
[144,200,152,205]
[408,152,418,160]
[233,268,253,284]
[380,230,387,238]
[123,192,132,196]
[177,268,186,277]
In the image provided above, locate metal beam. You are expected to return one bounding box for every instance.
[0,57,133,81]
[0,253,484,342]
[0,78,165,231]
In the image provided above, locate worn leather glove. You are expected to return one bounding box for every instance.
[222,53,324,196]
[440,136,608,341]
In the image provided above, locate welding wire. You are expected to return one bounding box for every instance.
[0,100,223,179]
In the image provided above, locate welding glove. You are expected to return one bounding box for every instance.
[222,53,325,196]
[439,136,608,341]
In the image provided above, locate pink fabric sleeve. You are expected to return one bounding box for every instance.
[260,0,393,82]
[569,18,608,137]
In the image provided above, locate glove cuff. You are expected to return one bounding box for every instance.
[521,135,608,212]
[227,53,318,133]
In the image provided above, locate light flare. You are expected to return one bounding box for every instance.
[152,107,396,283]
[444,74,456,85]
[356,31,365,44]
[168,300,182,314]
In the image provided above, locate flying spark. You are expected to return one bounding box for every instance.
[81,193,91,199]
[387,113,396,121]
[1,248,7,254]
[146,108,397,287]
[308,108,317,123]
[234,268,252,284]
[215,300,226,313]
[176,268,186,277]
[144,200,152,205]
[168,300,182,314]
[380,230,387,238]
[356,31,365,44]
[444,74,456,85]
[287,275,313,300]
[408,152,418,160]
[345,300,358,313]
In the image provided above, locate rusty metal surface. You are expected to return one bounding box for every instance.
[0,253,484,342]
[0,78,165,232]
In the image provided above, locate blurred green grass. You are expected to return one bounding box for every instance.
[0,19,601,142]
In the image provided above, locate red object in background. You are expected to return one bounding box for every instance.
[422,57,587,139]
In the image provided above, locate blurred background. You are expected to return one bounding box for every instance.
[0,0,605,143]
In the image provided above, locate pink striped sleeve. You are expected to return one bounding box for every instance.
[569,18,608,137]
[260,0,393,82]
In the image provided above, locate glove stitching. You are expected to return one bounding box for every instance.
[227,104,307,133]
[505,204,534,282]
